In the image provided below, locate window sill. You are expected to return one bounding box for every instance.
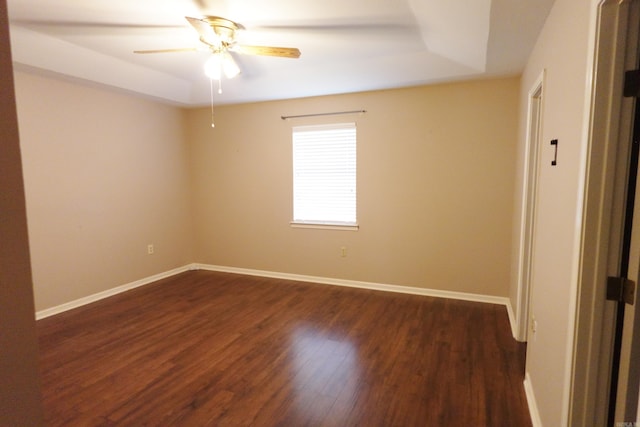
[290,221,359,231]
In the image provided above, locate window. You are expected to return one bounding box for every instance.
[292,123,357,229]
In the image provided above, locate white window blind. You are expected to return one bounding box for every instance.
[292,123,357,227]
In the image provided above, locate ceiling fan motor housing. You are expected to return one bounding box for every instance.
[202,16,243,45]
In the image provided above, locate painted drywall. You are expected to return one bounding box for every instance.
[187,77,519,297]
[0,0,43,423]
[14,71,194,311]
[511,0,594,424]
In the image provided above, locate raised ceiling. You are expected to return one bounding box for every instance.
[7,0,555,106]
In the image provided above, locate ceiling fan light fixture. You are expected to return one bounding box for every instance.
[222,53,240,79]
[204,53,222,80]
[204,52,240,80]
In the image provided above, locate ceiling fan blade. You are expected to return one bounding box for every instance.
[134,48,199,54]
[185,16,215,39]
[193,0,208,9]
[11,19,186,30]
[232,45,301,59]
[254,23,407,32]
[10,19,187,37]
[247,16,414,32]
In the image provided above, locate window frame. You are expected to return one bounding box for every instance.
[290,122,358,231]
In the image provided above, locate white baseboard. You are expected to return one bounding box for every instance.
[195,263,511,307]
[35,264,194,320]
[36,263,513,323]
[506,299,518,340]
[524,372,543,427]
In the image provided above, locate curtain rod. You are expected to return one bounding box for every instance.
[281,109,367,120]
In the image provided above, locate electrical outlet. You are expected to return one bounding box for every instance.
[147,244,154,255]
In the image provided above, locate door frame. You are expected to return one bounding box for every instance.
[569,0,639,424]
[614,96,640,424]
[515,71,546,342]
[612,7,640,419]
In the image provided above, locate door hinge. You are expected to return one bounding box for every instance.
[624,69,640,97]
[607,276,636,305]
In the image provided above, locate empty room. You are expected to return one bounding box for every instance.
[3,0,639,426]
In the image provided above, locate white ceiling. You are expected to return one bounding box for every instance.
[7,0,555,106]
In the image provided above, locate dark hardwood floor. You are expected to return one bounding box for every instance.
[37,270,531,426]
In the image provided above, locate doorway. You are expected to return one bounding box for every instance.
[612,92,640,426]
[516,72,545,342]
[611,20,640,419]
[603,1,640,424]
[569,0,639,425]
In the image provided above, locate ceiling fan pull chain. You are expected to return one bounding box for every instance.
[210,78,215,128]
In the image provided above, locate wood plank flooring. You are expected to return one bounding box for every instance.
[37,270,531,426]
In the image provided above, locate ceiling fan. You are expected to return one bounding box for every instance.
[134,16,301,81]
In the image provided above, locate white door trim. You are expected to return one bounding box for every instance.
[515,70,546,342]
[568,0,638,424]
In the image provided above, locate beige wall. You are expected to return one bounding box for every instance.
[14,71,194,311]
[14,71,519,311]
[0,0,43,423]
[511,0,595,424]
[188,77,519,297]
